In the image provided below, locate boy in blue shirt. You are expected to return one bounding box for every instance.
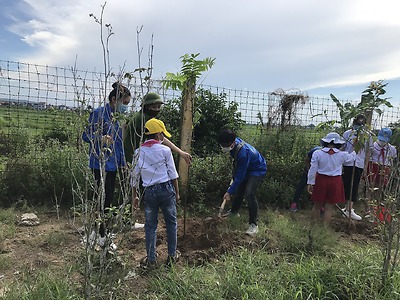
[218,129,267,236]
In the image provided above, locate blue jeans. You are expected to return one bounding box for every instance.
[143,181,177,262]
[231,176,264,225]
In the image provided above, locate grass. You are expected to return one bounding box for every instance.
[1,209,400,299]
[144,211,400,300]
[0,209,16,224]
[0,209,17,241]
[150,246,395,300]
[1,270,83,300]
[0,106,85,137]
[42,232,69,248]
[0,255,12,272]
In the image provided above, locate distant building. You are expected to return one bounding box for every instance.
[31,102,47,110]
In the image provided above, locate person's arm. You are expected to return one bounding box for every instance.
[164,147,180,204]
[363,136,373,174]
[307,151,318,186]
[172,178,180,205]
[227,151,250,195]
[163,138,192,165]
[132,187,139,211]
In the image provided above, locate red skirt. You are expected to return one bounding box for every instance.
[311,173,345,204]
[367,162,391,187]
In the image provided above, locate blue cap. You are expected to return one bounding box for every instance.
[378,128,392,142]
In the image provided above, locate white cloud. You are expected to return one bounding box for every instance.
[2,0,400,98]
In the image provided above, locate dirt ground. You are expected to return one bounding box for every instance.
[0,207,381,296]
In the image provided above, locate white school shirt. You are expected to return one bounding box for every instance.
[131,139,179,188]
[307,147,356,185]
[342,129,373,169]
[370,142,397,166]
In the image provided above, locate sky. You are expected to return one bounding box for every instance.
[1,0,400,103]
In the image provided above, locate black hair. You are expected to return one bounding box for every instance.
[144,133,157,140]
[144,128,162,140]
[322,141,342,149]
[353,114,366,125]
[218,129,236,147]
[108,82,131,102]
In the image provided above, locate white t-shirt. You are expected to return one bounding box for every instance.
[370,142,397,166]
[131,139,179,188]
[307,147,356,185]
[342,128,373,169]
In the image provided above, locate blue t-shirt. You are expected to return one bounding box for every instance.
[227,137,267,195]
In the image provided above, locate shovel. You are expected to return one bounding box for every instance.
[218,198,228,218]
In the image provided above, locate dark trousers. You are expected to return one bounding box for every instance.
[231,176,264,226]
[93,169,117,237]
[342,166,363,203]
[292,170,308,204]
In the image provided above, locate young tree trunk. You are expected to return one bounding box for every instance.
[179,80,195,199]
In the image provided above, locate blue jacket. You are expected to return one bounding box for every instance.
[82,103,126,171]
[228,137,267,194]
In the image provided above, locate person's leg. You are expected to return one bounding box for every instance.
[230,180,246,214]
[244,176,264,225]
[323,203,334,226]
[292,170,308,204]
[342,166,362,220]
[144,188,159,262]
[311,201,324,224]
[350,167,363,216]
[342,166,353,210]
[117,167,130,205]
[92,169,116,237]
[159,182,178,259]
[100,170,117,237]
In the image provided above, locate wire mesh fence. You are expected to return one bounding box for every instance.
[1,59,399,171]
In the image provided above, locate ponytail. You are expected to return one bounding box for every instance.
[108,82,131,102]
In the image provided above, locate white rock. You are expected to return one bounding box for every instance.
[19,213,40,226]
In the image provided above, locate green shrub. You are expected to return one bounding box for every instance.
[161,88,244,157]
[247,129,315,208]
[187,154,231,213]
[0,139,86,208]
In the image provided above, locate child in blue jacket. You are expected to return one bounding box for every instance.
[218,129,267,236]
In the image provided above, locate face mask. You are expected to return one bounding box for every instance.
[221,143,234,153]
[353,125,361,130]
[117,104,128,113]
[378,140,387,147]
[144,106,160,117]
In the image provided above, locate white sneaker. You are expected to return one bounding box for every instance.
[342,208,362,221]
[109,242,118,251]
[245,224,258,236]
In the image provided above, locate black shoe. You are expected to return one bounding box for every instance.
[165,250,181,268]
[140,257,157,270]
